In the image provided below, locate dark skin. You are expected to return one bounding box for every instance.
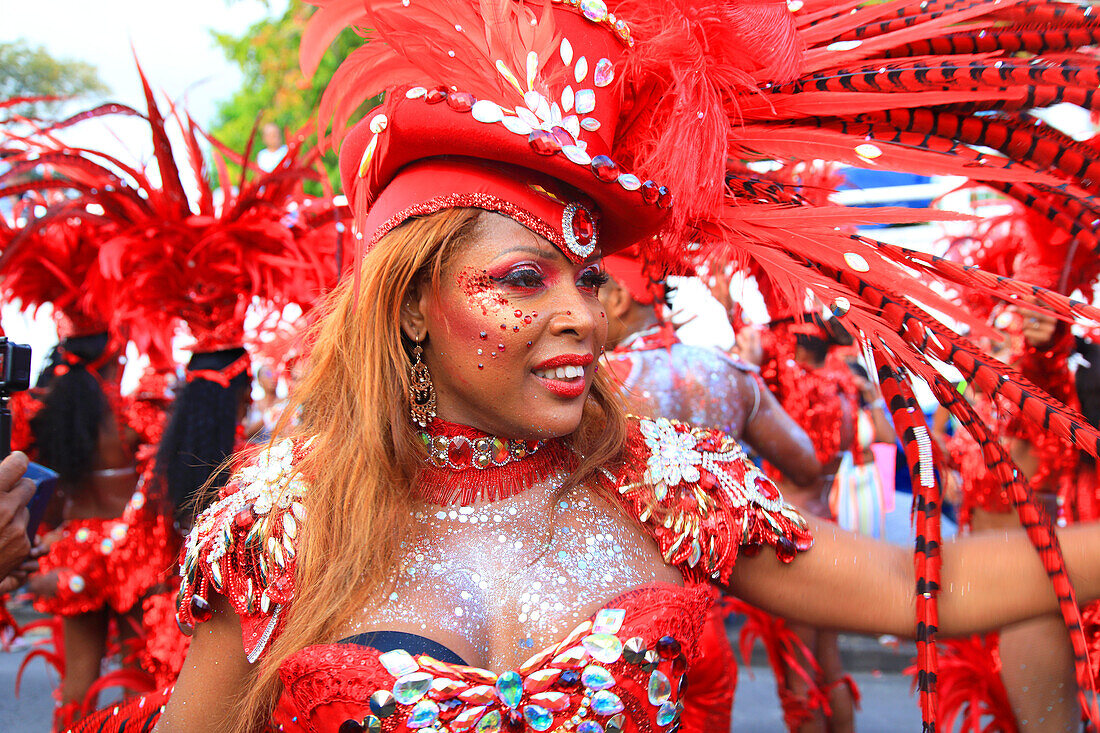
[151,213,1100,731]
[599,276,821,487]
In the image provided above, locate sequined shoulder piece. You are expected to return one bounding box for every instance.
[175,440,308,663]
[608,416,812,584]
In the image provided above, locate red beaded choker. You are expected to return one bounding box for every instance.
[414,420,575,506]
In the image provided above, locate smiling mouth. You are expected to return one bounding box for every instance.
[533,365,585,380]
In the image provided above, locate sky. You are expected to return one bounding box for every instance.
[2,0,290,381]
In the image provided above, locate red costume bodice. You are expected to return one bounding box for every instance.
[168,416,812,732]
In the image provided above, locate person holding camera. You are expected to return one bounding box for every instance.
[0,451,36,594]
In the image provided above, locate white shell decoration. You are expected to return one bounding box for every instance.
[502,115,534,135]
[575,55,589,83]
[515,105,541,128]
[561,145,593,166]
[369,114,388,134]
[472,99,504,124]
[562,115,581,140]
[405,87,427,99]
[560,37,574,66]
[562,85,575,113]
[550,102,563,126]
[524,90,542,113]
[581,117,601,131]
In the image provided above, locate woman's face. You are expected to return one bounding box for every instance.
[405,212,608,439]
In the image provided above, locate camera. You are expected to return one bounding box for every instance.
[0,336,33,456]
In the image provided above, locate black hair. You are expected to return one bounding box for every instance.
[30,333,111,484]
[155,347,250,520]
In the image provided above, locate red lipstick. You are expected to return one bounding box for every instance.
[531,353,593,399]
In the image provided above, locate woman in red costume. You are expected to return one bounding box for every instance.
[937,206,1100,732]
[67,1,1100,731]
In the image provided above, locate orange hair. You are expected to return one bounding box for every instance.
[232,208,627,730]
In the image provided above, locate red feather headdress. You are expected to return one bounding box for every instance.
[1,65,345,358]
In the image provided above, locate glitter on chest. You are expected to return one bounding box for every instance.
[344,478,665,669]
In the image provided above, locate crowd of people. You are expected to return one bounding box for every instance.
[3,1,1100,732]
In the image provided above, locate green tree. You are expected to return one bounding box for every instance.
[0,41,109,119]
[211,1,370,191]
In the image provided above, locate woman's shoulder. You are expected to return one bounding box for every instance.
[176,439,309,662]
[606,416,813,584]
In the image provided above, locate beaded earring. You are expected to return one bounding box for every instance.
[408,336,437,428]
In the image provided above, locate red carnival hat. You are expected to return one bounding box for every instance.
[302,0,756,262]
[602,247,656,304]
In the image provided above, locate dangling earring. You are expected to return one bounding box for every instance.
[408,337,437,428]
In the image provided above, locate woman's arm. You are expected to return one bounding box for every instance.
[742,377,822,488]
[154,595,255,732]
[726,516,1100,637]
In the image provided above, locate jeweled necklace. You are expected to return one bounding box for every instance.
[414,419,575,506]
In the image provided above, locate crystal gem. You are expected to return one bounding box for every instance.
[523,705,554,731]
[496,670,523,708]
[370,690,397,718]
[550,126,576,148]
[430,678,465,700]
[640,180,659,204]
[234,506,255,529]
[832,296,851,316]
[364,716,382,733]
[369,114,388,134]
[407,699,440,727]
[394,672,434,704]
[406,86,427,99]
[581,664,616,691]
[472,100,504,124]
[642,650,660,672]
[282,511,298,539]
[379,649,420,677]
[447,92,476,113]
[648,670,672,705]
[551,645,587,667]
[448,436,472,465]
[754,476,781,502]
[578,723,605,733]
[581,117,601,131]
[451,705,487,731]
[524,668,562,692]
[571,205,595,244]
[189,595,212,623]
[339,719,364,733]
[855,142,882,159]
[593,609,625,634]
[582,634,623,664]
[657,185,673,208]
[475,710,503,732]
[490,438,510,464]
[100,538,114,554]
[75,528,90,542]
[425,86,448,104]
[562,114,581,139]
[530,691,569,711]
[458,685,496,704]
[656,701,680,726]
[558,669,581,688]
[616,173,641,191]
[594,58,614,87]
[655,636,681,659]
[561,145,593,166]
[528,129,562,155]
[502,115,534,135]
[580,0,609,22]
[623,637,647,664]
[504,708,524,731]
[560,38,574,66]
[606,714,627,733]
[574,89,596,115]
[590,155,619,182]
[591,690,625,715]
[562,85,575,112]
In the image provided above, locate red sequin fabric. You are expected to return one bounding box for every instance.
[33,484,179,617]
[758,323,858,470]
